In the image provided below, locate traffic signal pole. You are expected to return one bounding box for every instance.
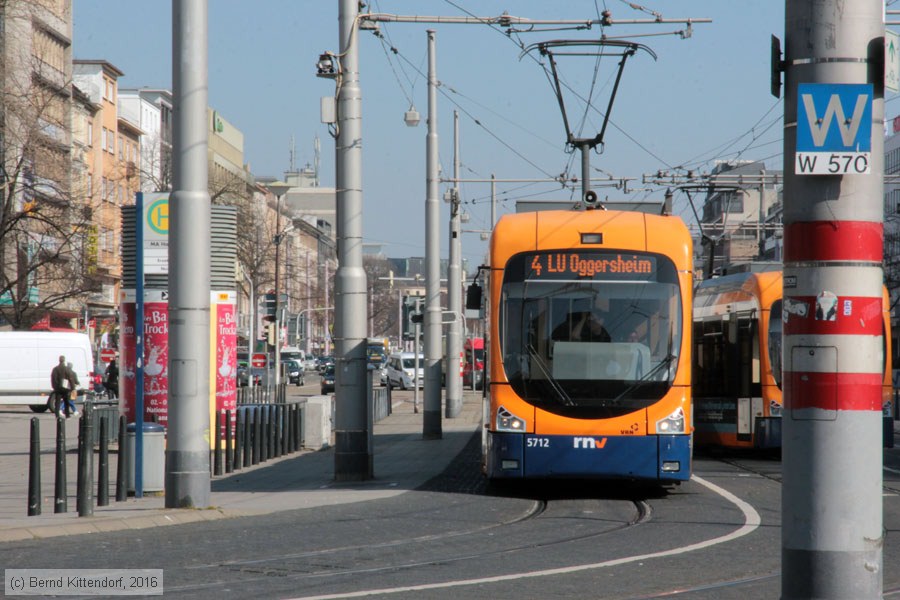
[781,2,883,597]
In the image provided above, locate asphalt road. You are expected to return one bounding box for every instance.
[2,388,899,599]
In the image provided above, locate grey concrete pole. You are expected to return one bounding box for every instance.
[167,0,210,508]
[581,142,591,199]
[446,111,462,418]
[274,192,282,389]
[334,0,372,480]
[423,29,442,439]
[490,174,496,231]
[782,2,883,597]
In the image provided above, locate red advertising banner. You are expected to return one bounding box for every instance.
[215,300,237,435]
[143,301,169,426]
[119,293,170,426]
[119,300,136,422]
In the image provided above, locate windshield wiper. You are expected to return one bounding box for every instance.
[526,343,575,406]
[609,353,677,405]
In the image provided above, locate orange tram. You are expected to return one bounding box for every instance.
[479,208,693,482]
[692,263,893,449]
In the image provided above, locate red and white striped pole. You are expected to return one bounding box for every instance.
[782,2,883,597]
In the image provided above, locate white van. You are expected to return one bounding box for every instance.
[0,331,95,412]
[385,352,425,390]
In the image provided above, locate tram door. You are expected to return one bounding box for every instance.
[731,313,761,442]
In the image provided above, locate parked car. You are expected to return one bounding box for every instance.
[284,359,305,386]
[385,352,424,390]
[320,364,336,394]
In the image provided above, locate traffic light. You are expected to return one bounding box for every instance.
[263,292,276,322]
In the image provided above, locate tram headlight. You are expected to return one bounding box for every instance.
[496,406,526,432]
[655,407,686,434]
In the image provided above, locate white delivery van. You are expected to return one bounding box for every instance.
[0,331,95,412]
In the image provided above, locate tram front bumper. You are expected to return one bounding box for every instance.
[486,432,691,482]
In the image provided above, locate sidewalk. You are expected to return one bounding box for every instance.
[0,390,483,543]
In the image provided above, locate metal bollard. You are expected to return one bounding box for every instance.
[213,411,223,476]
[252,406,261,465]
[97,417,109,507]
[274,404,282,458]
[54,416,67,513]
[266,405,274,461]
[267,404,275,460]
[285,404,293,454]
[115,415,127,502]
[283,403,290,455]
[226,409,234,473]
[28,418,41,516]
[76,414,94,517]
[294,404,303,452]
[243,407,252,467]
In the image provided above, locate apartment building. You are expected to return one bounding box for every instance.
[72,60,141,328]
[697,161,782,277]
[0,0,79,329]
[118,88,173,193]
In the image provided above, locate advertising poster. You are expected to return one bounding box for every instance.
[119,296,136,423]
[213,292,237,443]
[119,290,170,426]
[143,301,169,426]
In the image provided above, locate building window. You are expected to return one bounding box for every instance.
[87,121,93,146]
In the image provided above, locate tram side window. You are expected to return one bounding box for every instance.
[694,315,761,398]
[768,300,783,389]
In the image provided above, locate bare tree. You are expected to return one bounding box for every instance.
[364,254,399,338]
[0,1,102,328]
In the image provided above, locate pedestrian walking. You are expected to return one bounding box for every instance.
[50,356,69,418]
[104,358,119,400]
[62,361,80,417]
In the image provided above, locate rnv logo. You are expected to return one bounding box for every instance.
[573,437,607,449]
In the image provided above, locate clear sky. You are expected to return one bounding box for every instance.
[73,1,802,267]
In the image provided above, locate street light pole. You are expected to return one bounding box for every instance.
[168,0,210,509]
[446,110,462,418]
[423,29,442,439]
[266,181,291,391]
[334,0,371,480]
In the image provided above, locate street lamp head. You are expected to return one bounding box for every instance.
[265,181,292,198]
[404,105,420,127]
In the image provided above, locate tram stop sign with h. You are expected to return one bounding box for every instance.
[795,83,872,176]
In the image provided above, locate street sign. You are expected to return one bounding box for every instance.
[888,29,900,94]
[251,353,267,368]
[100,348,117,363]
[795,83,872,175]
[143,193,169,274]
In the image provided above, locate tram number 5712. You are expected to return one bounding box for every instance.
[526,437,550,448]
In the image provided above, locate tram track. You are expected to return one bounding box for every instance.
[180,495,649,589]
[711,452,900,497]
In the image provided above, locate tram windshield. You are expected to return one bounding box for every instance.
[500,250,682,418]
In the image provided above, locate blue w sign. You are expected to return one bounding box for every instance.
[795,83,872,175]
